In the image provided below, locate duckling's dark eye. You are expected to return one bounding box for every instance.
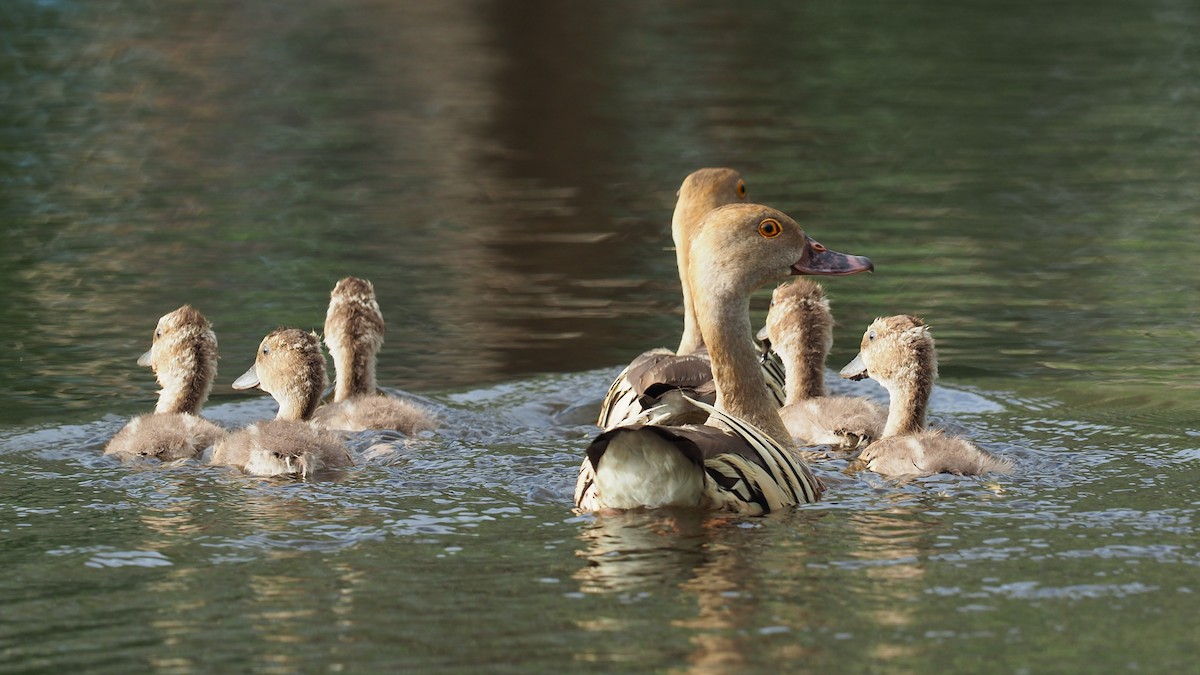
[868,330,877,341]
[736,180,747,199]
[262,346,270,356]
[758,218,783,239]
[155,330,162,338]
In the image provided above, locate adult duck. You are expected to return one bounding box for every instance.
[758,279,885,448]
[314,276,437,434]
[105,305,225,460]
[212,328,352,477]
[576,203,874,514]
[597,168,786,429]
[840,315,1011,476]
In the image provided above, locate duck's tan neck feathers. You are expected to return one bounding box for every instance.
[673,168,746,356]
[158,337,217,415]
[766,281,832,404]
[283,349,327,422]
[325,278,385,402]
[877,324,937,438]
[693,286,794,448]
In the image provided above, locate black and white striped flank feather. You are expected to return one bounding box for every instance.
[575,397,823,515]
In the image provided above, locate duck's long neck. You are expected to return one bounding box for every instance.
[332,345,377,401]
[696,289,794,447]
[778,336,827,404]
[880,357,934,438]
[276,387,321,422]
[155,345,214,416]
[673,205,703,356]
[275,373,324,422]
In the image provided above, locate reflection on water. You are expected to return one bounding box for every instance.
[3,0,1200,671]
[574,509,713,595]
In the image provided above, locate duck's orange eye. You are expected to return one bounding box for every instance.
[758,218,783,238]
[736,180,747,199]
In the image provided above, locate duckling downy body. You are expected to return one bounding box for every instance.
[105,305,225,461]
[313,276,436,434]
[840,316,1010,476]
[597,168,786,429]
[759,279,885,448]
[211,328,352,477]
[576,204,874,514]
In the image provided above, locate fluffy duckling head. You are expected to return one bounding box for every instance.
[233,328,328,421]
[840,315,937,437]
[323,276,385,402]
[840,315,936,383]
[139,305,218,415]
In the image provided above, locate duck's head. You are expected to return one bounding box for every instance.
[676,167,747,212]
[673,168,749,248]
[688,204,874,299]
[840,315,937,384]
[233,328,328,421]
[139,305,218,415]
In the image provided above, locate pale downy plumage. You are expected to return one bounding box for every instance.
[840,316,1011,476]
[576,203,875,514]
[105,305,225,460]
[758,279,885,448]
[211,328,352,477]
[314,276,437,434]
[597,168,786,430]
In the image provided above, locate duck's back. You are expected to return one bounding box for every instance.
[105,413,225,461]
[314,394,436,434]
[860,431,1011,476]
[779,395,886,448]
[212,419,352,476]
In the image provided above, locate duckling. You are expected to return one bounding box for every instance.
[313,276,437,434]
[104,305,225,460]
[597,168,786,429]
[211,328,352,477]
[576,204,875,514]
[758,279,885,448]
[839,316,1011,476]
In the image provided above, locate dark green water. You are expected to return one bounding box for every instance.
[2,0,1198,671]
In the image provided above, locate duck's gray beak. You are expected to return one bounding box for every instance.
[136,350,153,367]
[756,325,770,343]
[840,353,870,381]
[792,238,874,276]
[232,365,261,390]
